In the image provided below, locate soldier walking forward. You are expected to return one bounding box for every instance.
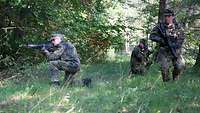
[149,9,185,82]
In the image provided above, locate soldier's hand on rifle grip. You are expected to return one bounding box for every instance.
[173,56,178,61]
[160,39,166,45]
[174,31,181,38]
[41,45,48,53]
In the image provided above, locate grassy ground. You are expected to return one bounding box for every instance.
[0,56,200,113]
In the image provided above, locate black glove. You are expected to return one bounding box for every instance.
[41,46,49,53]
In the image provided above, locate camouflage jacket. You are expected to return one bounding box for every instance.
[131,45,149,63]
[44,42,80,65]
[149,22,185,52]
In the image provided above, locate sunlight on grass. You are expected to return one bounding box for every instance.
[0,80,4,88]
[1,56,200,113]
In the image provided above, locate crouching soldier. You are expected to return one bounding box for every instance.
[42,33,80,86]
[130,38,151,75]
[149,9,185,82]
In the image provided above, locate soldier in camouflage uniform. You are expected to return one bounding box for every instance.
[149,9,185,82]
[42,33,80,86]
[130,38,151,75]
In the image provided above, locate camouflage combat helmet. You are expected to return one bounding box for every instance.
[164,9,174,16]
[50,33,65,41]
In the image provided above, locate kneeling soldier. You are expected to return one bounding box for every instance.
[42,33,80,86]
[130,38,151,75]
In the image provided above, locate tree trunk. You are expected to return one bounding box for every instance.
[194,44,200,67]
[158,0,167,23]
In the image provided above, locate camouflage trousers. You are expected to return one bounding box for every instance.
[157,47,185,81]
[130,59,147,75]
[49,60,80,82]
[131,64,146,74]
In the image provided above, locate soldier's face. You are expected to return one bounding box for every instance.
[51,36,61,46]
[165,15,174,24]
[139,43,144,49]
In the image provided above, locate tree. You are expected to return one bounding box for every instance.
[158,0,166,23]
[194,44,200,68]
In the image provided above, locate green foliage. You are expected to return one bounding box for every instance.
[1,0,200,69]
[139,1,159,35]
[0,0,125,69]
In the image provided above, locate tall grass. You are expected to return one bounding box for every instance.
[0,56,200,113]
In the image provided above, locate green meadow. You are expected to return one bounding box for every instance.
[0,56,200,113]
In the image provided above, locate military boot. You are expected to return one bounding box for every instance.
[172,69,181,81]
[50,81,60,87]
[64,71,75,86]
[161,70,170,82]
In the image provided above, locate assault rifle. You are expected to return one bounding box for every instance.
[26,42,55,52]
[159,24,178,60]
